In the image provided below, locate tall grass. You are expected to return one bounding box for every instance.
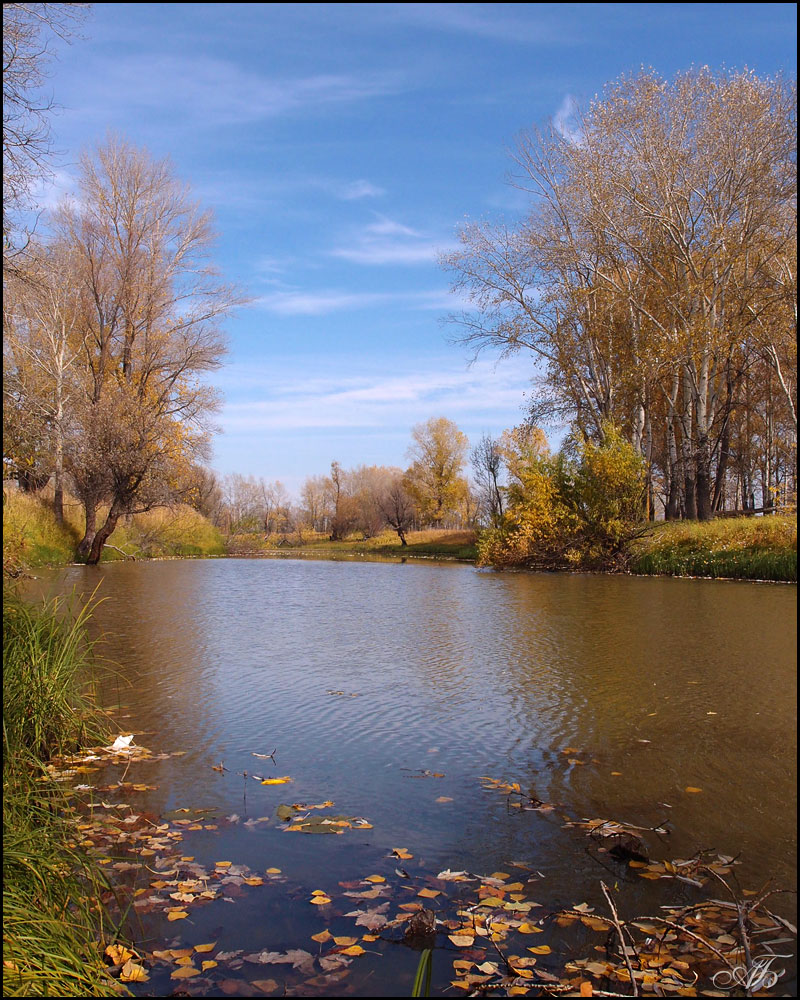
[3,590,126,996]
[2,490,82,570]
[627,514,797,582]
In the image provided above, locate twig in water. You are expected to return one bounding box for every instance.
[601,881,639,997]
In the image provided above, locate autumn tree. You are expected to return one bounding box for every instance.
[471,433,505,526]
[3,2,89,270]
[51,136,238,563]
[404,417,469,526]
[443,68,797,520]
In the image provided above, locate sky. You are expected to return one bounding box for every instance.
[35,2,797,495]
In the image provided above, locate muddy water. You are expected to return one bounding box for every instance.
[32,560,797,995]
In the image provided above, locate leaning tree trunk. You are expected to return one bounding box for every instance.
[77,503,98,560]
[86,502,124,565]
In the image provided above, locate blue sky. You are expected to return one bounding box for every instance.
[39,3,796,494]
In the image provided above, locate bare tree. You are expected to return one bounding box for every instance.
[471,433,505,526]
[3,2,89,269]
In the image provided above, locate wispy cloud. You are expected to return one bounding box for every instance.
[390,4,585,46]
[218,356,530,433]
[330,215,454,266]
[336,179,386,200]
[254,286,462,316]
[553,94,584,145]
[69,53,402,128]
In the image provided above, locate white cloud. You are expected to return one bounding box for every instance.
[69,53,402,128]
[218,356,531,434]
[254,286,464,316]
[330,215,454,266]
[553,94,584,145]
[337,179,386,200]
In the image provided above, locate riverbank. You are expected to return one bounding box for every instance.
[3,488,796,581]
[2,591,125,996]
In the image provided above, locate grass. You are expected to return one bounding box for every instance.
[3,589,126,997]
[627,513,797,582]
[225,528,479,562]
[2,487,225,567]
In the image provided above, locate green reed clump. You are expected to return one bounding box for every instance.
[3,591,126,997]
[3,592,106,762]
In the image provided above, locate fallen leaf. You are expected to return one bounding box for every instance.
[365,875,385,883]
[528,945,552,955]
[166,910,188,921]
[261,776,292,785]
[194,942,216,953]
[333,936,358,946]
[202,960,218,971]
[311,930,332,943]
[251,980,279,993]
[310,895,332,905]
[418,888,441,899]
[105,944,134,965]
[170,966,201,979]
[120,960,149,983]
[448,934,475,947]
[685,786,703,793]
[340,945,365,956]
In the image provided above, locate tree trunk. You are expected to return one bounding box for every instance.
[77,503,98,560]
[86,503,123,565]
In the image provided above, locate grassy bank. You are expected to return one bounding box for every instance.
[3,591,125,996]
[225,528,479,562]
[627,513,797,582]
[2,488,225,569]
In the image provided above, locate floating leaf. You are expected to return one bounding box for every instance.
[194,942,216,953]
[201,960,218,971]
[311,930,332,943]
[418,888,441,899]
[251,979,279,993]
[261,776,292,785]
[685,786,703,793]
[166,909,188,921]
[310,895,331,905]
[333,936,357,946]
[170,966,201,979]
[340,945,365,956]
[365,875,385,883]
[528,945,551,955]
[120,960,149,983]
[448,933,475,947]
[105,944,134,965]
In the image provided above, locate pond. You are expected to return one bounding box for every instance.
[31,559,797,996]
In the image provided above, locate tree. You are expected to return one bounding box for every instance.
[443,68,797,520]
[3,2,89,270]
[52,136,239,563]
[404,417,469,526]
[378,473,416,545]
[471,433,505,526]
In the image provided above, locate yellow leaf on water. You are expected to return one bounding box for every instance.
[244,877,264,886]
[170,966,201,979]
[202,961,218,971]
[120,960,149,983]
[193,942,216,953]
[175,957,195,966]
[685,786,703,793]
[261,776,292,785]
[310,895,331,905]
[362,934,380,942]
[518,923,543,934]
[266,867,282,874]
[528,945,551,955]
[448,934,475,947]
[365,875,385,883]
[436,796,453,803]
[418,888,441,898]
[333,936,357,946]
[311,930,332,943]
[166,910,188,921]
[105,944,134,965]
[490,872,509,880]
[340,945,365,956]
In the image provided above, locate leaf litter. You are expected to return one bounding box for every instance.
[49,740,795,998]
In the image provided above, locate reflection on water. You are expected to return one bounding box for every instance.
[28,559,797,993]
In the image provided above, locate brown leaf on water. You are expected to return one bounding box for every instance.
[448,933,475,947]
[685,786,703,793]
[333,936,358,947]
[418,888,441,899]
[251,980,279,994]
